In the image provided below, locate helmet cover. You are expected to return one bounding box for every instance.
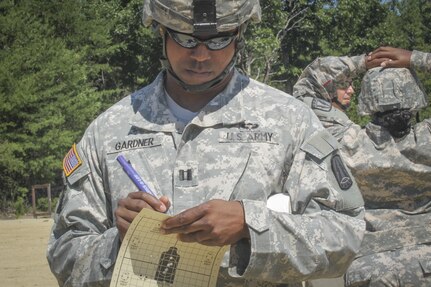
[293,56,358,101]
[143,0,261,34]
[358,67,428,115]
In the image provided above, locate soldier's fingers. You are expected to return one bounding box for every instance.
[115,205,139,224]
[159,195,171,211]
[380,59,394,68]
[161,206,204,229]
[177,232,224,246]
[125,191,166,212]
[115,213,133,241]
[366,58,388,69]
[161,218,204,235]
[177,231,212,243]
[369,46,393,57]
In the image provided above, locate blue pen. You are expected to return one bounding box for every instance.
[116,154,157,197]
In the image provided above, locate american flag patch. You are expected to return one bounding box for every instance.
[63,143,82,177]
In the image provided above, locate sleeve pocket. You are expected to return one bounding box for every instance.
[419,258,431,275]
[300,130,338,163]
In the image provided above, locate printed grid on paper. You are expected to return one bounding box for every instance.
[111,210,227,287]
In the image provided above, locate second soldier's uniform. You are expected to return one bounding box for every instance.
[294,54,431,286]
[411,50,431,73]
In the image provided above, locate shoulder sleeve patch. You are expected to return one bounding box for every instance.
[63,143,82,177]
[331,154,353,190]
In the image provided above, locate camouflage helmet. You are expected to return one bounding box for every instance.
[358,67,428,115]
[142,0,261,36]
[293,56,361,102]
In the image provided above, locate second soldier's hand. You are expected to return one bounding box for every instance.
[160,199,250,246]
[366,46,412,69]
[115,192,171,241]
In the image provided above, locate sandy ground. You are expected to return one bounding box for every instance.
[0,217,342,287]
[0,216,58,287]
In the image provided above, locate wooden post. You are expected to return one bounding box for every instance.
[47,183,52,216]
[32,186,37,218]
[31,183,52,218]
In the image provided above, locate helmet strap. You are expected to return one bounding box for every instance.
[164,57,236,92]
[331,98,349,111]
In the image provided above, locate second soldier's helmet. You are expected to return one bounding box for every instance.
[293,56,362,102]
[358,67,428,115]
[142,0,261,36]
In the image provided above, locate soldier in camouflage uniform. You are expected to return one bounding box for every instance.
[293,51,431,286]
[47,1,365,286]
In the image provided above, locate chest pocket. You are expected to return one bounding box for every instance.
[171,126,284,213]
[196,142,283,202]
[105,133,175,204]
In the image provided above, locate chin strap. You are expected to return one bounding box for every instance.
[162,56,237,92]
[332,98,349,111]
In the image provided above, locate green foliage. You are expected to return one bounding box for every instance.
[0,0,161,213]
[0,1,99,206]
[1,0,430,214]
[13,186,29,218]
[13,197,28,218]
[36,197,58,213]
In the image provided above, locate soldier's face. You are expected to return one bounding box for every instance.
[335,84,355,108]
[166,30,236,86]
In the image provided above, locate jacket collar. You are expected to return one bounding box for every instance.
[129,69,250,132]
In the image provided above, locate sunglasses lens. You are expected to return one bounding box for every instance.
[168,29,236,51]
[206,36,234,50]
[336,81,353,89]
[171,33,198,48]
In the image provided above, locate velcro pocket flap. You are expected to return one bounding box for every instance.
[301,130,338,161]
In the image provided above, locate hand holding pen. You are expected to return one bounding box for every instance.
[115,154,170,240]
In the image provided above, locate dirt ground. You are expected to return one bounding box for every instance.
[0,216,342,287]
[0,216,58,287]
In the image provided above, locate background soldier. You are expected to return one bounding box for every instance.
[294,51,431,286]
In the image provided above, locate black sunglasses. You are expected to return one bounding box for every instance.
[166,28,237,51]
